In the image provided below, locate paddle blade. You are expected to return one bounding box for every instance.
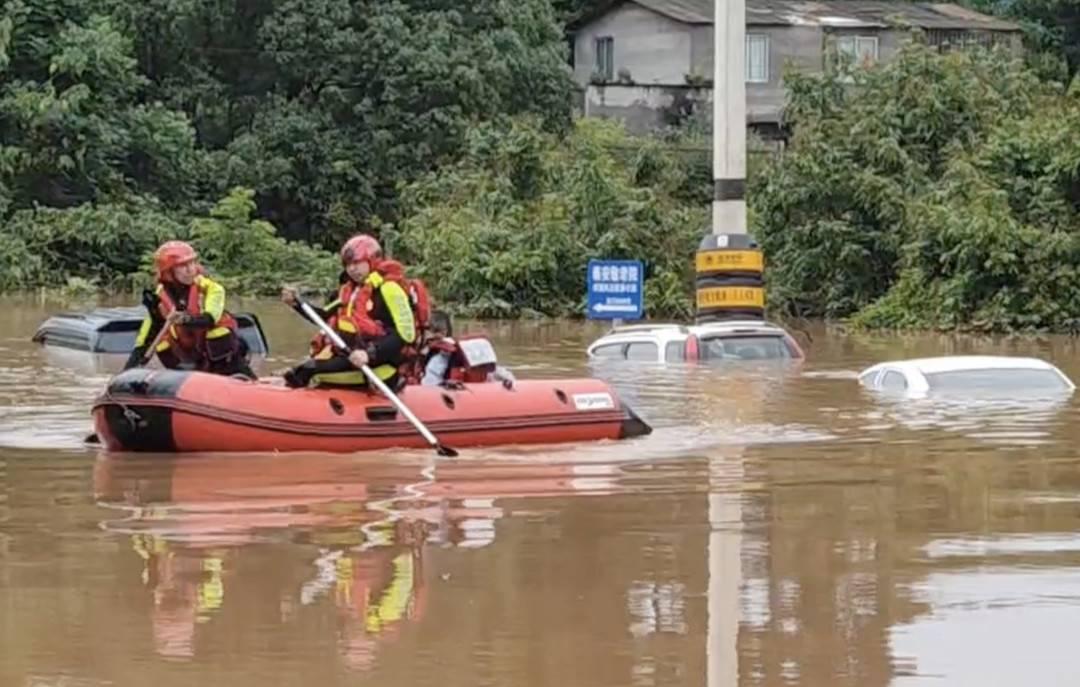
[436,444,458,458]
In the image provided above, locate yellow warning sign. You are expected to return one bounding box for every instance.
[695,250,763,273]
[696,286,765,309]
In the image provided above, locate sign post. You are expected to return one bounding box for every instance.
[586,259,644,322]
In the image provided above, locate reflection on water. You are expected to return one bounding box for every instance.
[125,515,429,667]
[835,392,1074,446]
[5,298,1080,685]
[91,452,635,668]
[891,569,1080,686]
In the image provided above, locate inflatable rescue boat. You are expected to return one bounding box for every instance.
[92,368,651,453]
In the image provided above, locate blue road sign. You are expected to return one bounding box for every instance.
[586,259,644,320]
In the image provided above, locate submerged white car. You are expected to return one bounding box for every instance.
[858,356,1075,396]
[586,320,805,363]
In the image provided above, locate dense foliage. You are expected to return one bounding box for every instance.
[754,43,1080,332]
[968,0,1080,79]
[0,0,574,286]
[392,117,708,318]
[3,0,1080,331]
[0,186,340,294]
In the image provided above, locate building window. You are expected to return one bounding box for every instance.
[835,35,879,66]
[746,34,769,83]
[926,29,1009,52]
[595,36,614,81]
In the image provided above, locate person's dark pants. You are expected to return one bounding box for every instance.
[160,334,256,379]
[284,354,399,390]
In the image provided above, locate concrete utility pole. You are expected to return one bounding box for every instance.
[694,0,764,324]
[706,4,749,680]
[712,0,747,237]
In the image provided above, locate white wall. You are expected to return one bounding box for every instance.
[574,3,694,85]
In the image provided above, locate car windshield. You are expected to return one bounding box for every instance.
[96,329,139,354]
[924,368,1071,393]
[700,335,790,361]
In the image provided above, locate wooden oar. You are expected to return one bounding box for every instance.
[137,319,173,366]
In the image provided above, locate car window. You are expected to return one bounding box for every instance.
[591,343,626,359]
[626,342,659,361]
[700,335,790,361]
[95,330,139,353]
[925,368,1071,393]
[665,341,685,362]
[880,370,907,391]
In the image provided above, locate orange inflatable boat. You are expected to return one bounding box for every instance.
[92,368,651,453]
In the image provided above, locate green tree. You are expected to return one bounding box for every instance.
[189,186,339,294]
[104,0,575,243]
[394,116,706,319]
[0,0,580,295]
[757,42,1080,332]
[966,0,1080,79]
[551,0,604,22]
[0,8,201,209]
[0,196,183,290]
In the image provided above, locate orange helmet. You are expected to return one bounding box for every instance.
[154,240,198,282]
[340,234,381,266]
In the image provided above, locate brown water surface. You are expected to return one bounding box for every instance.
[3,296,1080,686]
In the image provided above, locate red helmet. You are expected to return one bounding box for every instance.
[154,240,198,282]
[340,234,381,266]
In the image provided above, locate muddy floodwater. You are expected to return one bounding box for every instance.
[4,296,1080,686]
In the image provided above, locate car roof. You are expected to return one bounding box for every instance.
[589,320,792,345]
[588,323,685,343]
[597,320,789,336]
[865,355,1061,375]
[602,323,688,335]
[41,306,147,328]
[690,321,790,336]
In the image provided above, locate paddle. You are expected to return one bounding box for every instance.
[297,301,458,458]
[136,318,174,366]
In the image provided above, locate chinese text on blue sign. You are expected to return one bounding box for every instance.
[587,259,644,319]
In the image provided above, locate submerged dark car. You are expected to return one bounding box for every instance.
[32,306,270,356]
